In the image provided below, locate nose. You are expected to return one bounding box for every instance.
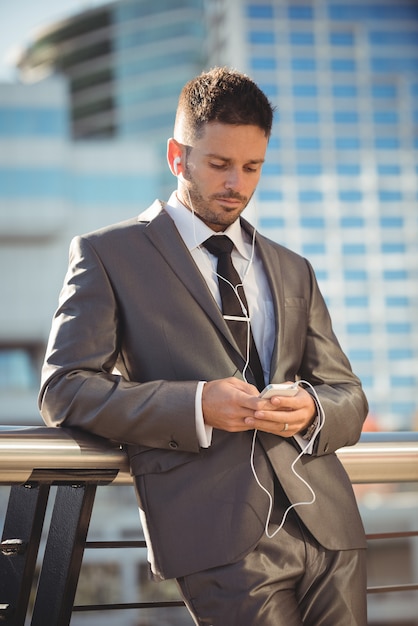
[224,167,242,191]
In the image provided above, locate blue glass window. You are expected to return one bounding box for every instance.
[299,190,323,202]
[383,269,408,281]
[386,296,409,306]
[300,216,325,228]
[247,5,274,19]
[389,349,414,360]
[268,137,280,149]
[380,216,403,228]
[344,270,367,281]
[291,58,316,71]
[295,137,321,150]
[294,110,320,124]
[372,84,397,99]
[259,216,285,228]
[348,349,373,361]
[293,84,318,97]
[387,322,411,333]
[297,163,322,175]
[337,164,360,175]
[341,216,364,227]
[290,32,315,45]
[369,31,418,46]
[343,243,366,254]
[250,57,277,70]
[116,19,204,49]
[373,111,398,124]
[0,349,37,390]
[333,85,357,98]
[123,112,174,133]
[377,164,400,176]
[339,190,363,202]
[378,190,403,202]
[330,31,354,46]
[315,270,329,281]
[328,5,418,21]
[375,137,400,150]
[0,168,67,198]
[289,5,313,19]
[302,243,326,254]
[381,242,405,253]
[249,31,276,44]
[0,107,68,137]
[260,83,279,97]
[360,375,373,388]
[371,57,418,73]
[390,402,416,419]
[345,296,369,307]
[346,322,371,333]
[70,173,155,205]
[391,376,416,387]
[331,59,356,72]
[335,137,360,149]
[259,190,283,202]
[262,164,282,176]
[334,111,359,124]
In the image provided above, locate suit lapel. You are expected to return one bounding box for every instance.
[139,204,244,359]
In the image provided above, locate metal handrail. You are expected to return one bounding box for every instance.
[0,427,417,625]
[0,426,417,485]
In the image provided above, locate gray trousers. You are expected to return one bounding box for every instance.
[177,489,367,626]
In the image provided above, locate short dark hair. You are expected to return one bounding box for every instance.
[174,67,275,143]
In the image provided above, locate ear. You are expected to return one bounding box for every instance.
[167,138,183,177]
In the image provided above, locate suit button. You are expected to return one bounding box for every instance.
[169,440,179,449]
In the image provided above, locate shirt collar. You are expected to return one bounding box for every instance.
[165,191,251,260]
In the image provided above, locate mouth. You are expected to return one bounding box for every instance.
[215,195,246,209]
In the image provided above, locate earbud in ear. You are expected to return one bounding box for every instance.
[173,156,181,176]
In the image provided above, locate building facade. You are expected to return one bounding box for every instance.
[210,0,418,430]
[12,0,418,431]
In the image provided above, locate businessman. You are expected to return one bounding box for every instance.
[40,67,368,625]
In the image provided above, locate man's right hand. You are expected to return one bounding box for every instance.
[201,377,261,432]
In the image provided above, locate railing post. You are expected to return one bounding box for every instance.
[0,484,50,625]
[30,483,97,626]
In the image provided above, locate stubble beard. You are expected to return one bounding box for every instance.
[180,168,251,230]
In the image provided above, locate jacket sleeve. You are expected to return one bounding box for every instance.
[38,235,200,453]
[298,259,369,455]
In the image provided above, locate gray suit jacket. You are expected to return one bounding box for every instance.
[39,201,368,580]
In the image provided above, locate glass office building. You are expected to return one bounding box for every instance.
[18,0,206,140]
[7,0,418,430]
[211,0,418,430]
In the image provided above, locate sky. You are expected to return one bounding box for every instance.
[0,0,111,81]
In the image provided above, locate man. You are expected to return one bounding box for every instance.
[39,67,368,625]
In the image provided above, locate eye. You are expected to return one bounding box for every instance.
[209,161,227,170]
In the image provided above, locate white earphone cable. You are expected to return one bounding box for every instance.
[183,183,322,539]
[251,380,325,538]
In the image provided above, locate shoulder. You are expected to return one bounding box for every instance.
[74,199,165,246]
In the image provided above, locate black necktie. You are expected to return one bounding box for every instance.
[203,235,265,391]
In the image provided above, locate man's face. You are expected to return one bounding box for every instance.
[177,122,268,232]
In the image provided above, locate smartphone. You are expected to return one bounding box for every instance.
[259,383,299,398]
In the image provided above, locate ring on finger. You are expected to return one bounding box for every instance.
[281,422,289,432]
